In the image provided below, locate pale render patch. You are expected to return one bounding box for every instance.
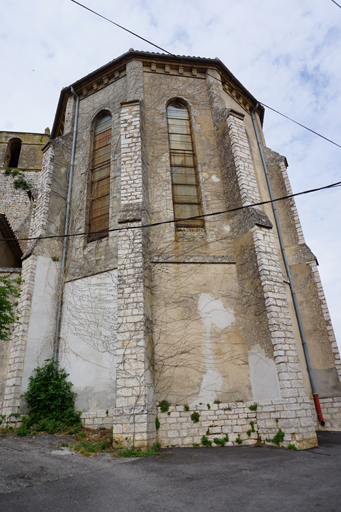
[211,174,220,182]
[248,344,281,400]
[22,256,59,391]
[194,293,235,404]
[223,225,230,233]
[59,270,117,412]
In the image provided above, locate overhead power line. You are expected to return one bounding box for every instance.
[331,0,341,8]
[70,0,341,150]
[1,180,340,243]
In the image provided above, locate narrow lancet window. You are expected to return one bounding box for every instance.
[167,102,203,228]
[88,113,112,241]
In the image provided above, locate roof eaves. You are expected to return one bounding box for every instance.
[51,50,264,137]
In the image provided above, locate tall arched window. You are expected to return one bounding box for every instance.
[167,101,203,228]
[88,113,112,241]
[6,138,22,168]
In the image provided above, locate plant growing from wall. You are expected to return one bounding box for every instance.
[201,435,212,447]
[17,359,82,436]
[0,275,21,342]
[190,412,200,423]
[184,404,189,412]
[235,435,243,444]
[266,429,285,446]
[3,168,31,191]
[214,435,229,446]
[155,416,160,430]
[158,400,171,413]
[249,403,257,411]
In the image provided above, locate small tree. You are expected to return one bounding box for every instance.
[0,274,21,342]
[18,359,82,435]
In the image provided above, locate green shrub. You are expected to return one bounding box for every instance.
[17,359,81,436]
[158,400,171,413]
[3,168,31,191]
[155,416,160,430]
[190,412,200,423]
[288,444,297,451]
[235,436,242,445]
[272,429,285,446]
[248,403,257,411]
[213,435,229,446]
[201,435,212,447]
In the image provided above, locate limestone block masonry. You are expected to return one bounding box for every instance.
[2,256,38,417]
[1,51,340,449]
[1,144,56,419]
[226,109,317,446]
[29,145,55,240]
[156,399,317,450]
[113,100,155,447]
[308,261,341,429]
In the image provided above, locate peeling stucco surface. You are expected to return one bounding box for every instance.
[194,293,235,404]
[59,270,117,412]
[248,344,281,400]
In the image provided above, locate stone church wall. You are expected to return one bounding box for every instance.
[1,51,340,446]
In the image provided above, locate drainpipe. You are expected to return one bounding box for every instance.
[251,103,325,426]
[53,87,79,362]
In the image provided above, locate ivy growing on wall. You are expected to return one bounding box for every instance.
[3,168,31,191]
[0,275,21,342]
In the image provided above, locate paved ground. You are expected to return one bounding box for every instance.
[0,431,340,511]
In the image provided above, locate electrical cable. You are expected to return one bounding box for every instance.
[70,0,341,150]
[1,179,340,242]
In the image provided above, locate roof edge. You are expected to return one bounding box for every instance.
[51,50,264,138]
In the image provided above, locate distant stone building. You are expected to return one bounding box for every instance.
[0,50,340,449]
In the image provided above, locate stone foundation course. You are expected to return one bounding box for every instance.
[156,398,318,450]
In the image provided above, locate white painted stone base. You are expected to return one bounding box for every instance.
[113,406,156,447]
[319,397,341,430]
[156,399,318,450]
[157,402,257,448]
[81,409,113,429]
[257,398,317,449]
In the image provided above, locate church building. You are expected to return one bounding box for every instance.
[1,50,340,449]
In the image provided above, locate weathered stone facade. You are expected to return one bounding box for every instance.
[1,50,340,449]
[0,131,50,252]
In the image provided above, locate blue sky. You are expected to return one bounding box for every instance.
[0,0,340,350]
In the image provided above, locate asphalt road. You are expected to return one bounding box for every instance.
[0,431,340,511]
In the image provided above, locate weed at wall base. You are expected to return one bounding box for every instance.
[16,358,81,436]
